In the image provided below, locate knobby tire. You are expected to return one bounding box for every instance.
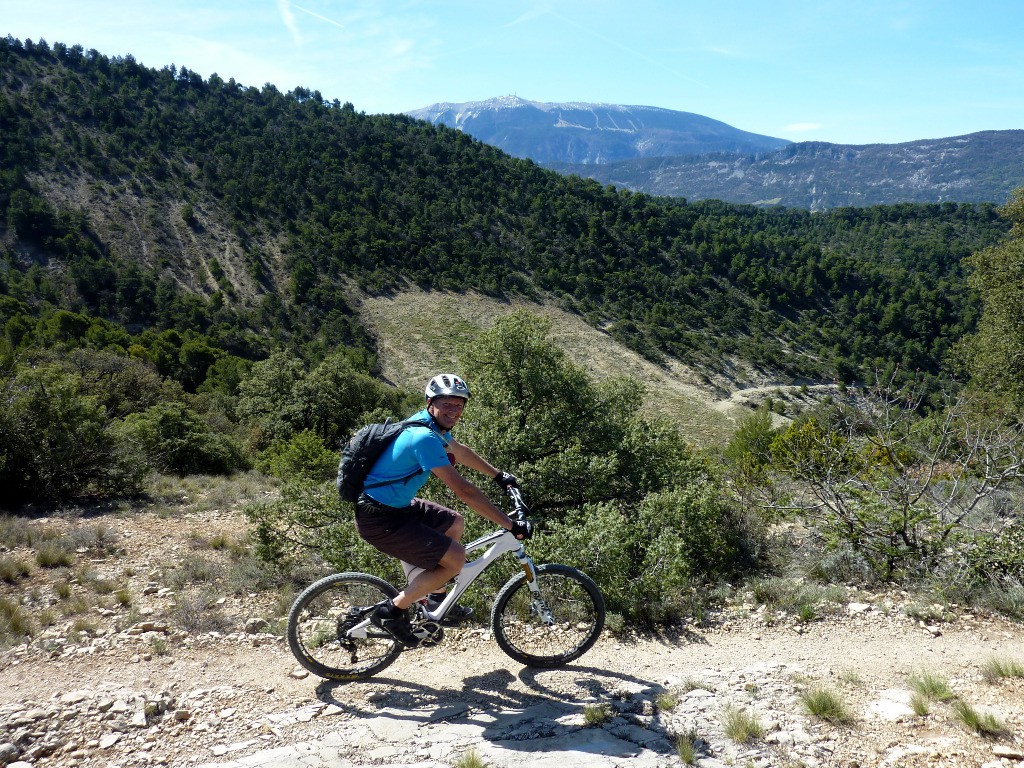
[286,572,402,681]
[490,563,605,667]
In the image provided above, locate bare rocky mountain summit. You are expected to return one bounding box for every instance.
[405,96,790,165]
[406,96,1024,208]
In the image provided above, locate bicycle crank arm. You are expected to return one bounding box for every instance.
[346,618,372,638]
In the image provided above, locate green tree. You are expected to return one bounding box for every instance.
[293,351,406,447]
[115,401,247,476]
[455,310,651,516]
[723,404,778,487]
[0,362,145,504]
[235,350,307,449]
[755,376,1024,580]
[956,188,1024,410]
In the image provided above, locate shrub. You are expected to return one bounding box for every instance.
[582,703,611,726]
[244,480,398,578]
[166,554,224,589]
[803,546,875,585]
[539,481,760,625]
[115,401,247,476]
[723,405,777,485]
[0,556,30,582]
[1,362,146,503]
[958,519,1024,584]
[225,552,289,596]
[258,430,337,482]
[171,590,233,633]
[0,598,34,644]
[35,539,75,568]
[0,516,35,548]
[66,523,121,557]
[748,577,845,618]
[746,380,1024,585]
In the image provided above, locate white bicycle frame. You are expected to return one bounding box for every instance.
[349,498,549,638]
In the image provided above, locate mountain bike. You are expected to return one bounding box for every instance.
[286,487,605,681]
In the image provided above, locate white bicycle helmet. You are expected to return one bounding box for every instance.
[425,373,471,402]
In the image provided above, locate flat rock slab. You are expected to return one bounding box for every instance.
[197,699,673,768]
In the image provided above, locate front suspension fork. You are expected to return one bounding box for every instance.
[517,551,555,624]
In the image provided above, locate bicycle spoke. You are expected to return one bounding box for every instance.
[491,564,605,667]
[287,573,402,680]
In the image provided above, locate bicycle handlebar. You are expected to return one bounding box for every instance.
[505,485,530,519]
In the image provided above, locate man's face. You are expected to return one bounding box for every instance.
[428,396,466,429]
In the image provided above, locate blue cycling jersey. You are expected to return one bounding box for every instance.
[362,409,452,507]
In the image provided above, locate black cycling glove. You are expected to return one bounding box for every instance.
[492,470,519,490]
[510,520,533,540]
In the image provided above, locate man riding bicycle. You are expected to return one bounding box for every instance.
[355,373,532,647]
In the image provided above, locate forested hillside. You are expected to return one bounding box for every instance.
[3,37,1024,642]
[0,36,1011,391]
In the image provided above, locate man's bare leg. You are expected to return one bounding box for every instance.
[400,516,465,597]
[392,540,465,610]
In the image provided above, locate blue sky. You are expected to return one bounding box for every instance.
[3,0,1023,145]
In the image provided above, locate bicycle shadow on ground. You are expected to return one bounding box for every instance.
[315,661,668,721]
[315,663,679,758]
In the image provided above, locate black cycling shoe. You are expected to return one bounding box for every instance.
[369,601,421,647]
[425,595,474,624]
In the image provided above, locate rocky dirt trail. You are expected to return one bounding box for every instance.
[2,505,1024,768]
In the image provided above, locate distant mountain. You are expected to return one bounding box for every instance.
[407,97,1024,209]
[546,131,1024,209]
[405,96,790,165]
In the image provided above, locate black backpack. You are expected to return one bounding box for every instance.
[336,418,432,504]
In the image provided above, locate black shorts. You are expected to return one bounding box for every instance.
[355,495,460,571]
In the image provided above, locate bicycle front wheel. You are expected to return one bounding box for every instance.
[287,572,402,681]
[491,563,605,667]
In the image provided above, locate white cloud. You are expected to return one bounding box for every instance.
[277,0,301,46]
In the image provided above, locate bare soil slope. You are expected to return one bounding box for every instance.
[355,288,824,446]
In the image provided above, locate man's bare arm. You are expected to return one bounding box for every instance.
[431,464,512,530]
[447,439,499,480]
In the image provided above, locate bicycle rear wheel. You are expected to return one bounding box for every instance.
[287,572,402,681]
[491,563,605,667]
